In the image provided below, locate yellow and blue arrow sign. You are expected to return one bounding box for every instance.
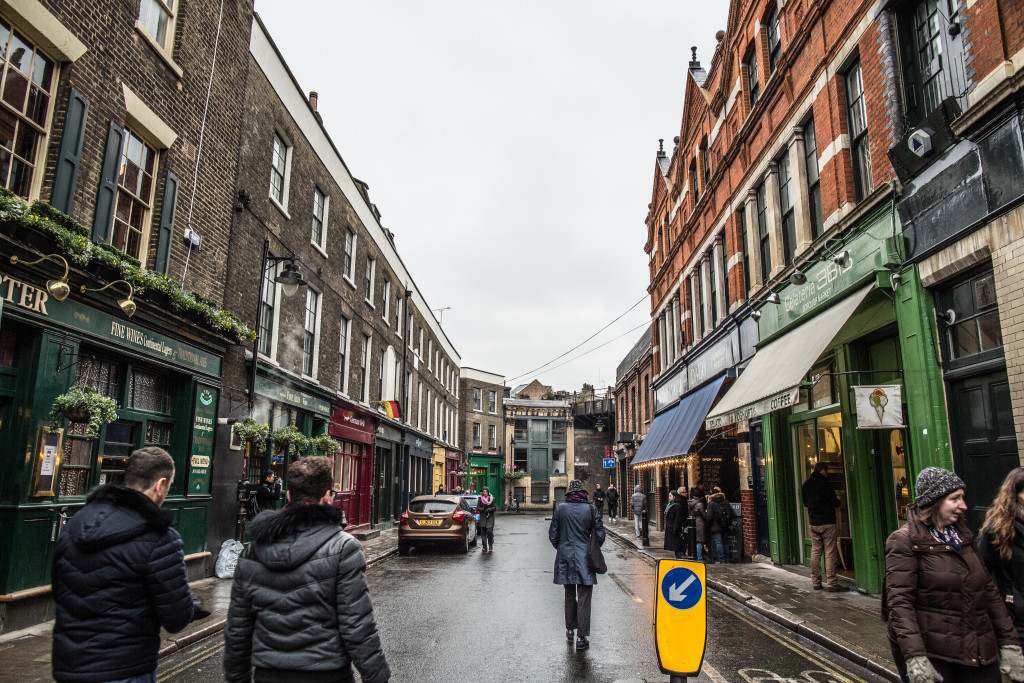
[653,559,707,676]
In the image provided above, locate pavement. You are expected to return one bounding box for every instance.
[0,528,399,682]
[601,515,898,682]
[0,516,898,682]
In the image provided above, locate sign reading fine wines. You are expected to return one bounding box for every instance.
[188,385,218,495]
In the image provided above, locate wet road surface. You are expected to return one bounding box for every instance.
[158,514,888,682]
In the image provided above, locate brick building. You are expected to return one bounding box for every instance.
[638,0,969,589]
[211,14,461,544]
[458,368,506,503]
[612,327,654,521]
[0,0,255,630]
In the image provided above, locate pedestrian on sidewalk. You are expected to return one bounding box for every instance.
[478,486,496,552]
[631,485,646,538]
[593,484,606,518]
[801,461,843,591]
[979,467,1024,642]
[688,487,707,562]
[254,469,281,514]
[664,490,685,559]
[706,487,730,564]
[884,466,1024,683]
[436,484,447,495]
[606,485,619,522]
[52,447,209,683]
[549,479,605,651]
[224,456,390,683]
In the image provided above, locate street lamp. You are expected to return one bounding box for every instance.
[248,237,307,414]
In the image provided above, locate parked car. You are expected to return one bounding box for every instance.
[398,495,478,555]
[460,494,481,522]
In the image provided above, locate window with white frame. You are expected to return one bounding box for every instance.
[382,279,390,322]
[746,45,760,109]
[472,423,481,449]
[338,316,350,393]
[360,334,370,402]
[343,228,355,281]
[407,314,414,347]
[488,424,497,450]
[766,5,781,75]
[406,372,413,423]
[395,295,402,336]
[302,289,321,377]
[311,186,327,249]
[803,119,823,240]
[427,339,433,370]
[111,129,158,259]
[418,328,423,357]
[0,23,55,198]
[257,262,277,357]
[269,132,290,207]
[777,152,796,265]
[756,179,771,283]
[364,257,375,303]
[473,387,481,411]
[138,0,177,53]
[845,59,872,202]
[488,390,496,413]
[378,347,385,401]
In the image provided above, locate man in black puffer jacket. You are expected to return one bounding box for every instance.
[224,456,390,683]
[52,446,200,683]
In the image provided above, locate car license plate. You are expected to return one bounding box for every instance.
[417,519,442,526]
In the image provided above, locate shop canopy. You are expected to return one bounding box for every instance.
[704,285,873,430]
[631,376,726,466]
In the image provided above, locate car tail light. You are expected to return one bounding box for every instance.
[452,510,466,521]
[400,511,409,522]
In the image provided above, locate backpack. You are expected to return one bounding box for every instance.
[717,499,733,528]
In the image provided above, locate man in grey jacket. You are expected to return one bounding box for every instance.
[630,485,646,538]
[224,456,390,683]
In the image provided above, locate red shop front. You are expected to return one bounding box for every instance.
[446,449,462,492]
[330,403,376,531]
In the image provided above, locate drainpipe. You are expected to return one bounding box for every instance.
[877,8,907,144]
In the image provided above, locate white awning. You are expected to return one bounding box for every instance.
[705,285,874,429]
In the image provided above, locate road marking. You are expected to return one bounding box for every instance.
[159,641,224,680]
[608,571,644,603]
[703,661,730,683]
[710,594,865,683]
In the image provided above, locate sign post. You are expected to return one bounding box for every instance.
[654,559,707,680]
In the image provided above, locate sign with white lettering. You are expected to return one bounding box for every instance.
[705,386,799,430]
[255,376,331,416]
[188,385,218,495]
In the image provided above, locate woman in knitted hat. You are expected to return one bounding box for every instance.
[979,468,1024,642]
[549,479,604,651]
[884,466,1024,683]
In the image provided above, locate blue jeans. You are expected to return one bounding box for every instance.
[711,532,726,563]
[695,541,704,562]
[104,674,156,683]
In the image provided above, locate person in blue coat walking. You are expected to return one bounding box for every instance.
[549,479,605,650]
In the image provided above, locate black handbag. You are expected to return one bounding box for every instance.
[587,509,607,574]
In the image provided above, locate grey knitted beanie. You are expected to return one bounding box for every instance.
[567,479,585,494]
[914,467,965,510]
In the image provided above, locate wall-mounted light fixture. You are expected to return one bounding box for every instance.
[80,280,136,317]
[750,310,762,321]
[10,254,71,301]
[833,251,851,268]
[790,269,807,286]
[766,291,781,305]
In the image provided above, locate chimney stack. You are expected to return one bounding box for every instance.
[309,91,322,124]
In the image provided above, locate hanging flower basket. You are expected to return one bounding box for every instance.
[309,434,340,455]
[502,465,526,481]
[49,385,119,439]
[270,425,310,460]
[232,417,270,453]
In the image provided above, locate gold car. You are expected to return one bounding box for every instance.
[398,495,478,555]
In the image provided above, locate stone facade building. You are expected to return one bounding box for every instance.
[504,393,573,510]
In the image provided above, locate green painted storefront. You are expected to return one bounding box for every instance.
[748,208,951,594]
[468,453,504,508]
[0,263,228,614]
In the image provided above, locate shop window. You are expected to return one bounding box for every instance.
[803,118,823,240]
[938,271,1003,368]
[795,412,850,540]
[129,369,170,413]
[551,420,566,443]
[844,59,872,202]
[514,419,528,441]
[60,422,93,496]
[0,21,55,198]
[792,361,839,413]
[99,421,134,486]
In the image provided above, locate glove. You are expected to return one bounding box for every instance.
[1001,644,1024,682]
[190,595,212,621]
[905,656,943,683]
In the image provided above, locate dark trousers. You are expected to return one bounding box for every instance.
[480,527,493,549]
[564,584,593,637]
[889,640,1001,683]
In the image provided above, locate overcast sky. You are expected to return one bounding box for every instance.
[255,2,726,393]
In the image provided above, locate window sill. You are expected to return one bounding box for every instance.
[342,275,356,290]
[311,241,328,259]
[364,299,375,309]
[257,353,278,367]
[135,22,183,79]
[301,373,318,384]
[269,194,291,220]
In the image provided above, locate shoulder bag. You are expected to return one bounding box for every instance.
[586,505,607,574]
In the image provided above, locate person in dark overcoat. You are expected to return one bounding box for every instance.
[885,467,1024,683]
[478,487,496,552]
[549,479,605,651]
[593,484,606,517]
[688,488,707,562]
[606,485,619,522]
[664,490,685,559]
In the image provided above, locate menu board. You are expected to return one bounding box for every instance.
[31,427,63,497]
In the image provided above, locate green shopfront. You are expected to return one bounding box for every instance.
[0,266,229,629]
[248,373,333,485]
[705,208,951,593]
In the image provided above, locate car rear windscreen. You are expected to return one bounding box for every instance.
[409,500,457,514]
[462,497,480,506]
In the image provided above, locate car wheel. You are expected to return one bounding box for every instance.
[398,541,410,556]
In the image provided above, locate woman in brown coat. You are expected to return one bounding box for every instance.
[884,467,1024,683]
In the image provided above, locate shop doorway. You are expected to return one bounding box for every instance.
[750,421,771,556]
[793,412,853,575]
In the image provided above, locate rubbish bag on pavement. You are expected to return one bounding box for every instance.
[215,539,244,578]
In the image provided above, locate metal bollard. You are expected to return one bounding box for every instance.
[641,508,650,547]
[686,515,697,559]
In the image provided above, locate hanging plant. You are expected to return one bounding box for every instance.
[270,425,310,459]
[232,417,270,453]
[49,385,118,439]
[309,433,340,455]
[502,464,526,481]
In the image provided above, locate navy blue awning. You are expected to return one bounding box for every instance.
[631,376,725,466]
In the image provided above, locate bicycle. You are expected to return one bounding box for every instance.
[503,496,520,513]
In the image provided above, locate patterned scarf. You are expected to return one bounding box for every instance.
[566,490,588,503]
[928,524,963,554]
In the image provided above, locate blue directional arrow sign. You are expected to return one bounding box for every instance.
[660,566,702,610]
[602,458,616,468]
